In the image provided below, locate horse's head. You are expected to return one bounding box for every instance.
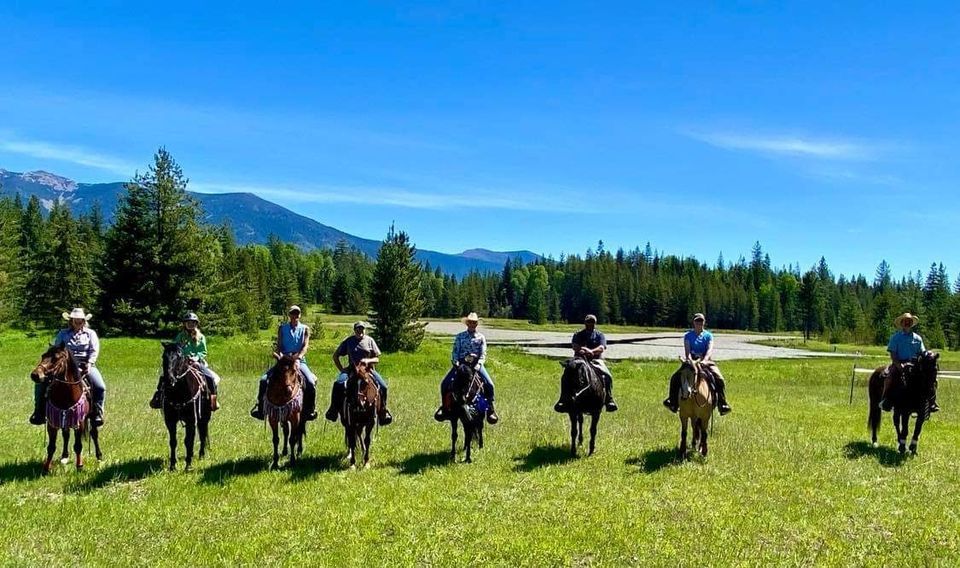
[31,345,72,384]
[273,356,299,386]
[452,362,478,397]
[161,341,188,389]
[350,363,379,410]
[678,358,702,396]
[909,350,940,395]
[559,358,588,389]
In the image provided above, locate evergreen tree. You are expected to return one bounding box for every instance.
[369,225,425,352]
[0,195,23,326]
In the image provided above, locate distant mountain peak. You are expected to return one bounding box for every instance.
[21,170,78,193]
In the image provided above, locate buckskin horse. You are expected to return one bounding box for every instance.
[263,356,306,469]
[868,351,939,455]
[31,345,102,474]
[676,358,714,458]
[557,358,605,457]
[342,362,378,469]
[444,361,486,463]
[160,342,211,471]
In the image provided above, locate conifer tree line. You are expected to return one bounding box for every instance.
[1,149,959,350]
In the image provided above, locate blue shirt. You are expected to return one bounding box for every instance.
[278,322,308,359]
[684,330,713,358]
[887,331,925,362]
[53,326,100,367]
[452,330,487,365]
[572,329,607,355]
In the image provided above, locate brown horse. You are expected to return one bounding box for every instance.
[677,358,713,458]
[264,356,305,469]
[342,362,378,469]
[557,358,605,457]
[868,351,939,455]
[446,361,486,463]
[160,342,211,472]
[30,345,102,474]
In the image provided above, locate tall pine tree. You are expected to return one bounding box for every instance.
[369,225,425,352]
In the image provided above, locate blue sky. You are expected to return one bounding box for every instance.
[1,2,958,280]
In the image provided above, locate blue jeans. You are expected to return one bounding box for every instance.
[36,365,106,411]
[336,370,388,403]
[198,361,220,394]
[441,364,495,401]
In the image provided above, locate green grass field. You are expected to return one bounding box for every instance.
[1,329,959,566]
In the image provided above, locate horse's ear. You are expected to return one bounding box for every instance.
[161,341,173,349]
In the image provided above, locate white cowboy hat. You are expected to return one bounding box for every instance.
[462,312,480,324]
[895,312,919,327]
[62,307,92,321]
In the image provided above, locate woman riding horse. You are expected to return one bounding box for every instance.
[663,313,732,415]
[151,312,222,411]
[159,342,211,471]
[30,308,106,427]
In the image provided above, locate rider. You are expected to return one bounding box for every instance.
[434,312,499,424]
[663,313,732,415]
[250,306,318,421]
[30,308,106,427]
[325,321,393,426]
[554,314,618,412]
[150,312,222,411]
[880,312,938,412]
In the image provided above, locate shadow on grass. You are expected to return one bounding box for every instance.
[392,450,452,475]
[843,441,907,467]
[289,454,342,481]
[0,460,45,484]
[626,447,679,473]
[200,456,270,485]
[68,457,164,493]
[513,444,575,472]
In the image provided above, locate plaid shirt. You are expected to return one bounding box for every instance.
[452,330,487,366]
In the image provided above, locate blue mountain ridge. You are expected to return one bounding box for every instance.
[0,169,538,277]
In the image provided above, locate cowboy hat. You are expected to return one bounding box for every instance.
[61,308,92,321]
[895,312,919,327]
[462,312,480,324]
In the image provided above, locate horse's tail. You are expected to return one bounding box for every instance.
[867,369,883,432]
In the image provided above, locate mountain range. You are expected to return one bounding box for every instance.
[0,168,538,276]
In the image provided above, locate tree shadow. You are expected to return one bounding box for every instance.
[626,447,679,473]
[0,460,45,484]
[288,454,342,481]
[513,445,575,472]
[68,458,164,493]
[199,456,270,485]
[843,441,907,468]
[391,450,452,475]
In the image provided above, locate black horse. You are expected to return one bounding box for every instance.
[868,350,939,455]
[445,362,486,463]
[557,358,605,457]
[159,342,211,471]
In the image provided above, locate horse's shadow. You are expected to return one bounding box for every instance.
[843,441,907,467]
[288,454,342,481]
[513,445,576,472]
[67,458,164,493]
[626,447,679,473]
[0,460,46,485]
[199,456,271,485]
[392,450,452,475]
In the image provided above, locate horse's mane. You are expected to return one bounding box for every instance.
[45,344,82,380]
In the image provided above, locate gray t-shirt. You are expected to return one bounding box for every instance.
[336,335,381,366]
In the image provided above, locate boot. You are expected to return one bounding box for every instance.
[878,371,895,412]
[250,381,267,420]
[605,395,619,413]
[150,389,163,409]
[324,382,343,422]
[29,393,46,425]
[209,394,220,412]
[303,385,317,421]
[378,408,393,426]
[662,372,679,413]
[486,402,499,424]
[90,403,105,427]
[713,376,732,415]
[930,391,940,413]
[434,391,453,422]
[553,399,568,413]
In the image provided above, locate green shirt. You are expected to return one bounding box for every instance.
[174,330,208,361]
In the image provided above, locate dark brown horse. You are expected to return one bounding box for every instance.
[160,342,211,471]
[445,362,486,463]
[31,345,102,474]
[263,356,305,469]
[677,359,713,458]
[557,358,605,457]
[342,363,378,469]
[868,351,939,455]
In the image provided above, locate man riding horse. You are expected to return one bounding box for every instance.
[150,312,222,411]
[554,314,618,413]
[325,321,393,426]
[30,308,107,427]
[880,312,939,413]
[434,312,499,424]
[250,306,318,421]
[663,313,732,415]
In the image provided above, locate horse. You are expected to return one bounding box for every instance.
[676,358,714,458]
[263,356,306,469]
[341,363,378,469]
[160,342,211,471]
[868,350,939,455]
[445,361,486,463]
[557,358,605,457]
[30,345,102,474]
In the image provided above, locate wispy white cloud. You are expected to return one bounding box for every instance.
[0,134,136,175]
[684,130,881,161]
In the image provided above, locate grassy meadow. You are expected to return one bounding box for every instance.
[1,327,959,566]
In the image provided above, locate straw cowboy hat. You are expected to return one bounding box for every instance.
[895,312,919,327]
[462,312,481,324]
[61,307,92,321]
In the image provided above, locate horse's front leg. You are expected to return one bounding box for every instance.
[577,413,584,446]
[270,420,280,469]
[362,424,372,469]
[184,419,196,472]
[43,426,57,475]
[74,426,84,470]
[465,425,474,464]
[588,412,600,456]
[909,414,925,455]
[894,411,907,454]
[699,418,709,457]
[347,427,357,470]
[90,424,102,460]
[678,416,689,459]
[450,419,458,461]
[60,429,70,463]
[288,417,300,467]
[166,414,178,471]
[281,421,290,457]
[198,412,209,460]
[569,414,578,457]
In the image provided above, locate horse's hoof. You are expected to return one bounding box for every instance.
[96,452,103,460]
[871,441,879,449]
[909,444,918,455]
[898,445,906,455]
[169,465,176,472]
[364,462,371,470]
[349,464,356,471]
[60,457,70,465]
[184,464,193,473]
